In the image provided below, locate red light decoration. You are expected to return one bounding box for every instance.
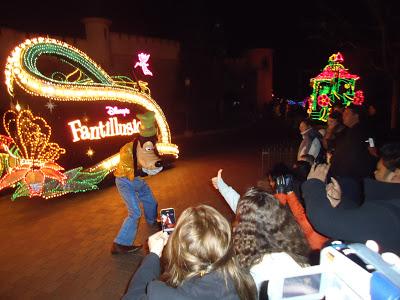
[353,90,365,105]
[330,52,344,63]
[314,67,359,80]
[317,94,331,107]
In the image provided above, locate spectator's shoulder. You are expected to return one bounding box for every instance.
[364,178,400,202]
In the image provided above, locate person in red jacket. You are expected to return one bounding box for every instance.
[274,175,329,250]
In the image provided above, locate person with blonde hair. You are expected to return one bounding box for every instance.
[123,205,256,300]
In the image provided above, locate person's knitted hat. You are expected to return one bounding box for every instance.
[137,111,157,137]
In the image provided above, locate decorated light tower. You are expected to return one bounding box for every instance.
[308,52,365,122]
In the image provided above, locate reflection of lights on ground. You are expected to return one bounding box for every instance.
[86,148,94,157]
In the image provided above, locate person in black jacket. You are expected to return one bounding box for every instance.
[329,104,377,179]
[302,142,400,254]
[328,104,378,206]
[123,205,256,300]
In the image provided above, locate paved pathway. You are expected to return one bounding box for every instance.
[0,134,264,299]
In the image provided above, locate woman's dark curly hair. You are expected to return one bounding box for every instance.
[233,187,310,270]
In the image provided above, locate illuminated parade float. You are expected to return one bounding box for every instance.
[0,37,179,200]
[308,52,365,122]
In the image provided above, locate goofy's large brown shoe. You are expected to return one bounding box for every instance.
[111,242,142,255]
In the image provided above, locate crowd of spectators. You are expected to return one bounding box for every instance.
[121,101,399,299]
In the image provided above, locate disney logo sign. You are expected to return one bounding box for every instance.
[106,106,130,117]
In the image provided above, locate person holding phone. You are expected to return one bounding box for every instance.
[330,104,377,180]
[123,205,256,300]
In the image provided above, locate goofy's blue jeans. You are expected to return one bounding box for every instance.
[114,177,158,246]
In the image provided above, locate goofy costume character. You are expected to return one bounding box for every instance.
[112,111,163,254]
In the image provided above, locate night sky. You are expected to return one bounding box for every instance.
[0,1,381,47]
[1,0,399,99]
